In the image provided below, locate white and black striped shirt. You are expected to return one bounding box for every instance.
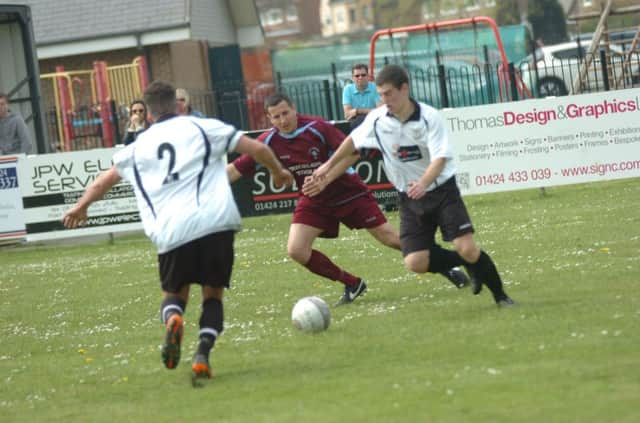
[113,115,243,253]
[351,100,456,193]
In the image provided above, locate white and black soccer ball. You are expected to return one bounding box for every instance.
[291,296,330,333]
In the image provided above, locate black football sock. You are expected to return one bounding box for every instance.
[160,297,186,324]
[467,251,507,301]
[427,244,466,274]
[198,298,224,356]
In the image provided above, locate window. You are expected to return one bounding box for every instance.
[583,0,593,7]
[464,0,480,10]
[286,5,298,22]
[362,5,369,20]
[349,8,357,23]
[261,8,283,26]
[441,0,459,15]
[423,0,435,18]
[336,10,344,23]
[552,47,586,60]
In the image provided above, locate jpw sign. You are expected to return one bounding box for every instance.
[18,148,141,241]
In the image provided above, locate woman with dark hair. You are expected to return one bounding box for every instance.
[122,99,149,145]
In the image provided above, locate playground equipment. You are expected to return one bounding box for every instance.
[39,56,149,151]
[569,0,640,93]
[368,16,532,105]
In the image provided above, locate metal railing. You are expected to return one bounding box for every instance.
[42,52,640,151]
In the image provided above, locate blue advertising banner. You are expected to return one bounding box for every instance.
[0,155,27,242]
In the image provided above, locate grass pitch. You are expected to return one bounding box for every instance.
[1,178,639,422]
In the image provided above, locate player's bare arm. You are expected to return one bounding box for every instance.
[407,157,446,200]
[234,135,294,188]
[62,167,122,228]
[302,152,359,197]
[311,136,358,183]
[226,162,242,183]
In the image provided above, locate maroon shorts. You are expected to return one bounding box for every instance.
[293,192,387,238]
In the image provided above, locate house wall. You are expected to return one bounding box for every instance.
[321,0,374,37]
[191,0,236,46]
[169,40,211,91]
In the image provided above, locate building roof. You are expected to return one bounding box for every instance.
[3,0,188,44]
[0,0,263,58]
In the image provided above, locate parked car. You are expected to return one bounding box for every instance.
[575,31,639,52]
[517,40,640,97]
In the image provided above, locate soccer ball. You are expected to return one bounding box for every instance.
[291,296,330,333]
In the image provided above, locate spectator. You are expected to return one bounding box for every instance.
[0,92,32,154]
[176,88,205,117]
[122,99,149,145]
[342,64,381,130]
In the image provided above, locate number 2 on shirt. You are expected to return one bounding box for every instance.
[157,142,180,184]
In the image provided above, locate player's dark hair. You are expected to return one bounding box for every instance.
[144,80,176,117]
[0,92,8,101]
[351,63,368,73]
[375,64,409,89]
[264,92,293,112]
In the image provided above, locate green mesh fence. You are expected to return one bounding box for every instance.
[273,24,530,80]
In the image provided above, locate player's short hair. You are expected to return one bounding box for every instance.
[351,63,368,74]
[375,64,409,89]
[144,80,176,117]
[264,92,293,113]
[0,92,8,101]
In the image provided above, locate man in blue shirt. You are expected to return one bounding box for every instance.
[342,64,381,130]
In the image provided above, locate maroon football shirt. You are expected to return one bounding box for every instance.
[233,114,369,206]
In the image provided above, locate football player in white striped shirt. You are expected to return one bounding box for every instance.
[63,80,293,385]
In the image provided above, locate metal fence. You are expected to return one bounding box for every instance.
[43,49,640,151]
[200,48,640,127]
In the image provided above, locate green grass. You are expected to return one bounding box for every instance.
[1,178,639,422]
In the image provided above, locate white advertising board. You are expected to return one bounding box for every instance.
[0,155,27,242]
[446,88,640,195]
[8,88,640,244]
[17,148,142,242]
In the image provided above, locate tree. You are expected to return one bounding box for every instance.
[495,0,567,45]
[374,0,424,29]
[528,0,568,45]
[495,0,520,25]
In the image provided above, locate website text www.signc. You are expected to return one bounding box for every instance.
[560,159,640,177]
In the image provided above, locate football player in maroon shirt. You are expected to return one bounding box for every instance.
[228,92,468,305]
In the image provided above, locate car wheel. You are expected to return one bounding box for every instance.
[537,77,568,97]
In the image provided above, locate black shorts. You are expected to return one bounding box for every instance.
[398,176,474,257]
[158,230,235,293]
